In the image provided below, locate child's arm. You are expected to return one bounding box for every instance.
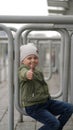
[26,65,34,80]
[18,68,28,81]
[26,69,33,80]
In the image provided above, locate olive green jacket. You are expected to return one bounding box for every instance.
[18,64,50,107]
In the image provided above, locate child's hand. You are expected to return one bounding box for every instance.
[26,65,34,80]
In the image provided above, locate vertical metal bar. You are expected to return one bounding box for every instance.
[23,30,32,44]
[3,44,6,81]
[0,24,14,130]
[0,43,2,83]
[51,30,64,98]
[70,34,73,104]
[1,43,4,81]
[62,29,70,101]
[44,41,52,81]
[58,30,65,99]
[10,27,24,123]
[7,27,14,130]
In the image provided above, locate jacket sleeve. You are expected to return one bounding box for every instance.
[34,70,44,82]
[18,67,28,82]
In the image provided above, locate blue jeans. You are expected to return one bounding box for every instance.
[25,99,73,130]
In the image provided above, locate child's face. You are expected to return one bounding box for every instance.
[22,54,39,69]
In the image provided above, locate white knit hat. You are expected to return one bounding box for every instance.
[20,43,39,62]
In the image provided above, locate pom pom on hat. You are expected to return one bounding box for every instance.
[20,43,39,62]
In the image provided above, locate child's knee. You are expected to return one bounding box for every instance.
[70,104,73,113]
[67,103,73,114]
[53,120,60,130]
[48,119,60,130]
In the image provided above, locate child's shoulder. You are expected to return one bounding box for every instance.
[36,67,42,72]
[35,67,43,76]
[18,64,29,71]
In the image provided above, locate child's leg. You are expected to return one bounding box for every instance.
[47,99,73,130]
[25,104,60,130]
[34,109,60,130]
[25,100,73,130]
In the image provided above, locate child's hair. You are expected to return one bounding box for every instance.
[20,43,39,62]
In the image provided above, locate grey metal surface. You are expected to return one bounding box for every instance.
[0,15,73,24]
[70,34,73,104]
[0,24,14,130]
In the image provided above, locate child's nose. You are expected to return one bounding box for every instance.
[31,58,35,62]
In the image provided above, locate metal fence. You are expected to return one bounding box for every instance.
[0,15,73,130]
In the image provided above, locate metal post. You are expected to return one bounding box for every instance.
[70,34,73,104]
[23,30,32,44]
[9,27,24,122]
[0,43,2,83]
[51,29,64,98]
[62,29,70,101]
[0,24,14,130]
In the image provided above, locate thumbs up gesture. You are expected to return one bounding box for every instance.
[26,65,34,80]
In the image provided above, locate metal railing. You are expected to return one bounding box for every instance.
[0,15,73,130]
[14,24,70,116]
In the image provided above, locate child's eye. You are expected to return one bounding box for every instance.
[27,57,32,60]
[34,57,38,60]
[27,56,38,60]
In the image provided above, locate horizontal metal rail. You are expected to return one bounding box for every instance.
[0,15,73,24]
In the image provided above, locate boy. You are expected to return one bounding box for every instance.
[18,43,73,130]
